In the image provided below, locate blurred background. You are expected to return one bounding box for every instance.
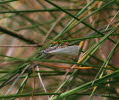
[0,0,119,100]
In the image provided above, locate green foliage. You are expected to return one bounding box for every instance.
[0,0,119,100]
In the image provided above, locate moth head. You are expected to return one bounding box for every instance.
[40,45,60,55]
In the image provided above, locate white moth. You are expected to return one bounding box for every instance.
[41,45,80,56]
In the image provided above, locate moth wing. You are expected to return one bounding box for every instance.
[48,46,80,56]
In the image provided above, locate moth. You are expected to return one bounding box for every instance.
[41,45,80,56]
